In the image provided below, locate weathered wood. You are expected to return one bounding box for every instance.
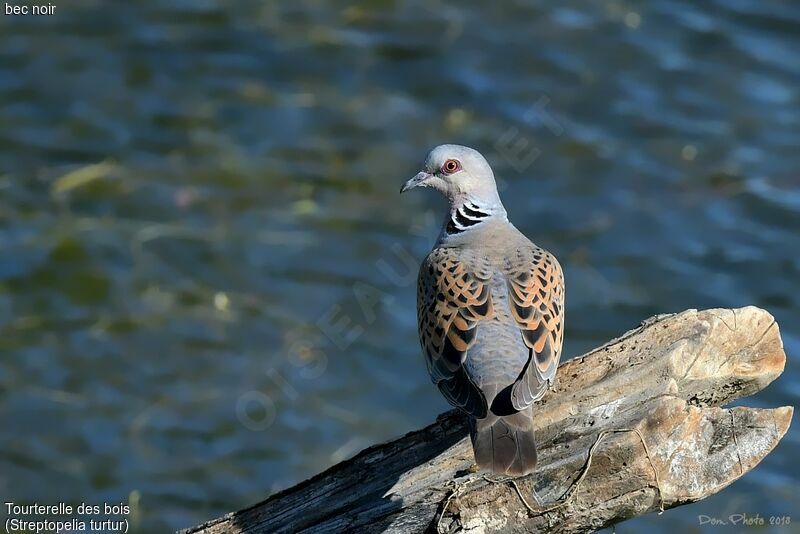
[183,307,792,534]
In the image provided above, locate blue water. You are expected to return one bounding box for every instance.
[0,1,797,532]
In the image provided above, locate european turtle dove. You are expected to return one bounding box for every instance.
[401,144,564,476]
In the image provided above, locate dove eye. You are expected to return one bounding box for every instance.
[441,159,461,175]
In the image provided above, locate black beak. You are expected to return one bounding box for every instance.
[400,171,431,194]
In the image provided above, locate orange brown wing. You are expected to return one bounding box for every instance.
[505,247,565,410]
[417,248,495,418]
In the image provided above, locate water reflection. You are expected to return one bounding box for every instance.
[0,1,797,532]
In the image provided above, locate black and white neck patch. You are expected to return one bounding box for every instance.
[446,201,491,235]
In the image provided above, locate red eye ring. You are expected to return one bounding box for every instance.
[441,159,461,174]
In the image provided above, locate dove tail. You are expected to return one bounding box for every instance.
[469,407,537,476]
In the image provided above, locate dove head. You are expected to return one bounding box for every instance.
[401,144,504,209]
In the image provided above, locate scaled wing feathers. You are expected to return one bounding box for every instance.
[417,249,494,418]
[506,248,565,410]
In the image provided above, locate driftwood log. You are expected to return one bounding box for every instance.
[184,306,792,533]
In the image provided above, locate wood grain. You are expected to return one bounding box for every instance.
[182,307,792,534]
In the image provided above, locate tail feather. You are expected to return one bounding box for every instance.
[470,408,537,476]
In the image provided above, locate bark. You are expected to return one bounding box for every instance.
[183,306,793,534]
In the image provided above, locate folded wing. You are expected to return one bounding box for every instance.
[505,247,565,410]
[417,248,495,418]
